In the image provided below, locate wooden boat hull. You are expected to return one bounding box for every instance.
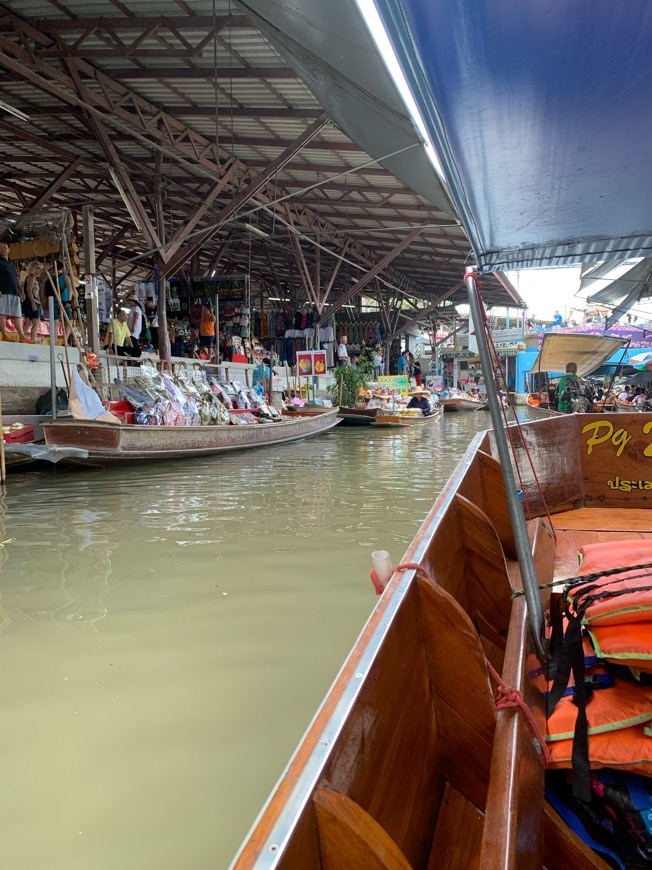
[42,410,340,461]
[526,395,618,420]
[371,407,443,427]
[233,413,652,869]
[440,397,484,412]
[524,396,562,420]
[337,406,379,426]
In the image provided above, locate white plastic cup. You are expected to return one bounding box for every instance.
[371,550,393,587]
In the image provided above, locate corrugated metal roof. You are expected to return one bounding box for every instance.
[0,0,521,310]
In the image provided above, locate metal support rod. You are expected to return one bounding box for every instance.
[0,389,5,485]
[465,270,546,659]
[214,293,220,364]
[83,204,100,354]
[48,296,57,421]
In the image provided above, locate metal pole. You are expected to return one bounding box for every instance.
[466,269,546,659]
[0,389,6,485]
[48,296,57,421]
[214,293,220,363]
[83,204,100,354]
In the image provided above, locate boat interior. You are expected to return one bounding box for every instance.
[233,412,652,869]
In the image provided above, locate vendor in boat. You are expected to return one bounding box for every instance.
[407,385,432,415]
[367,390,393,410]
[557,361,591,412]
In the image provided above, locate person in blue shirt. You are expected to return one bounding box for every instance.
[552,310,563,327]
[253,357,271,386]
[407,386,432,415]
[397,351,407,375]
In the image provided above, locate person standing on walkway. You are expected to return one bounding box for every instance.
[22,261,43,343]
[103,308,132,357]
[0,242,25,341]
[373,346,384,379]
[199,302,216,358]
[337,336,350,366]
[397,351,407,376]
[145,296,159,349]
[126,294,144,358]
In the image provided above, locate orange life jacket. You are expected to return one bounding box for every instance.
[547,723,652,778]
[545,539,652,795]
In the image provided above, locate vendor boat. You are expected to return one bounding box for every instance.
[372,406,443,427]
[42,410,340,462]
[525,334,626,420]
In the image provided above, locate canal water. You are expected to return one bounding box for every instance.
[0,412,488,870]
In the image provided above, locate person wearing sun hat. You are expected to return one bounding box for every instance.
[367,389,393,410]
[407,384,432,415]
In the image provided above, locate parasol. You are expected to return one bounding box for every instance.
[628,351,652,371]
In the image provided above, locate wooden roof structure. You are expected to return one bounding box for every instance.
[0,0,522,334]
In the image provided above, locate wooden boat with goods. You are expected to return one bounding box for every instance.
[42,410,340,462]
[230,0,652,865]
[525,333,626,420]
[371,406,442,427]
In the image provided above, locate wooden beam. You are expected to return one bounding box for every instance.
[164,112,330,274]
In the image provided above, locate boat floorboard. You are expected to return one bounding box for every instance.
[552,507,652,531]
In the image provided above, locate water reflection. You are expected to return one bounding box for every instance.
[0,413,488,869]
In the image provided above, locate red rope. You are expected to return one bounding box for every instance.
[485,658,551,765]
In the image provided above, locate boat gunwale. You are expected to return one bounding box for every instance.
[229,428,489,869]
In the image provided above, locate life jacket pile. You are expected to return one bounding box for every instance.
[545,539,652,798]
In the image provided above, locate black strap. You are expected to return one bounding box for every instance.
[567,614,591,801]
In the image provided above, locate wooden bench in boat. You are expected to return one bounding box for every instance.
[232,414,652,869]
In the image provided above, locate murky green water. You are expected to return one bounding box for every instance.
[0,413,488,869]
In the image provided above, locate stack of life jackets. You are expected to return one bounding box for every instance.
[545,540,652,800]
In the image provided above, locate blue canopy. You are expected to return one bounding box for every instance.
[374,1,652,272]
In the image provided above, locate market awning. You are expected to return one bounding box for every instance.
[370,1,652,272]
[531,333,627,378]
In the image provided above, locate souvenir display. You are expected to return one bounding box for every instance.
[111,362,282,427]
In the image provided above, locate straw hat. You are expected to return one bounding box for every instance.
[410,385,431,397]
[373,390,392,399]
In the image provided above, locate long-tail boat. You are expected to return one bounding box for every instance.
[42,410,340,462]
[232,0,652,865]
[525,334,626,420]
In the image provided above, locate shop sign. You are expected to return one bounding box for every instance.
[190,274,248,303]
[296,351,327,376]
[378,375,409,395]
